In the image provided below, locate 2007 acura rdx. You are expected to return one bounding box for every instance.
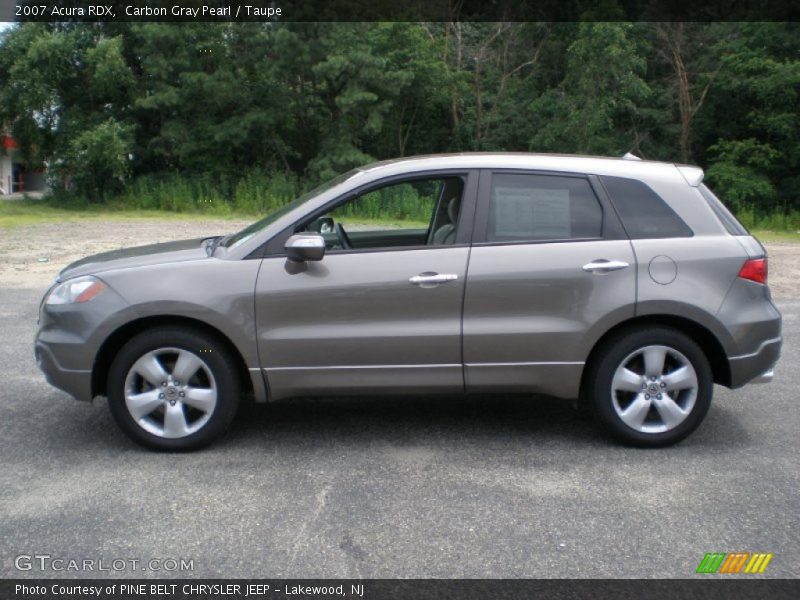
[35,154,782,450]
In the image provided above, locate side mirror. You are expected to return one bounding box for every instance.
[284,234,325,273]
[308,216,334,234]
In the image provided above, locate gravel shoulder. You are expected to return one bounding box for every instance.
[0,218,250,290]
[0,218,798,297]
[763,243,800,298]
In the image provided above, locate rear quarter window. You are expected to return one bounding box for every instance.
[698,184,750,235]
[600,175,693,239]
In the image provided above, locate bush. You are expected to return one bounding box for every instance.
[115,176,212,213]
[233,171,300,215]
[734,205,757,230]
[52,118,134,203]
[755,209,800,231]
[333,181,433,224]
[733,204,800,232]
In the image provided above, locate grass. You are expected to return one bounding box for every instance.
[4,178,799,244]
[736,205,800,236]
[1,170,433,229]
[0,198,429,231]
[0,200,233,228]
[338,217,430,229]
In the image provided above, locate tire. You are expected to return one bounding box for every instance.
[585,326,713,447]
[107,327,241,451]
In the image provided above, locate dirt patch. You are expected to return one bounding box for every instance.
[0,218,249,291]
[0,218,798,297]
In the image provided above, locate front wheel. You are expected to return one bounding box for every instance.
[585,327,713,447]
[107,327,241,451]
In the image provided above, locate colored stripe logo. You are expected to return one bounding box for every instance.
[696,552,773,574]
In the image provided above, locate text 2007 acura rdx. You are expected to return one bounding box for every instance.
[35,154,782,450]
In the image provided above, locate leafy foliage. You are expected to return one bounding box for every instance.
[58,118,133,202]
[531,23,651,155]
[0,22,798,221]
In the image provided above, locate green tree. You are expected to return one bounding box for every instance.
[1,19,798,221]
[705,139,779,207]
[530,23,651,155]
[58,118,133,202]
[702,23,800,210]
[0,23,137,199]
[650,23,721,163]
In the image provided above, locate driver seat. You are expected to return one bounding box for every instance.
[432,197,460,245]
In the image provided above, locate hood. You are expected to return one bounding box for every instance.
[58,238,213,281]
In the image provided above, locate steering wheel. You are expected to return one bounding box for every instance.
[335,222,353,250]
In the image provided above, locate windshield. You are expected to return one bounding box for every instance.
[225,169,361,249]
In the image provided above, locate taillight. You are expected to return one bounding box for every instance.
[738,258,767,285]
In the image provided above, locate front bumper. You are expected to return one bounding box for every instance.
[35,280,130,402]
[35,340,93,401]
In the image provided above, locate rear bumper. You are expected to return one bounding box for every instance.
[35,341,93,401]
[728,336,782,388]
[751,368,774,384]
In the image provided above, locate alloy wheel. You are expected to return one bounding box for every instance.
[123,347,217,439]
[610,344,698,434]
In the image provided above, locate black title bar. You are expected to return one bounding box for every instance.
[5,0,800,22]
[3,579,800,600]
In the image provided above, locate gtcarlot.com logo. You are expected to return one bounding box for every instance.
[14,554,194,573]
[696,552,774,574]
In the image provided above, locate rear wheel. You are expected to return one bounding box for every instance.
[107,327,241,451]
[586,327,713,447]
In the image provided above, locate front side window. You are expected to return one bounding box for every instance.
[226,169,362,249]
[487,173,603,242]
[300,176,465,251]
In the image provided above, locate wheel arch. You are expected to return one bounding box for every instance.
[581,314,732,395]
[91,315,256,401]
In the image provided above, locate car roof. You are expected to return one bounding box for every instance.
[356,152,701,184]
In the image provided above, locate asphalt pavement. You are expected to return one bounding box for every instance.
[1,285,797,579]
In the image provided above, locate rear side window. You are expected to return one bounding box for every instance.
[698,184,749,235]
[487,174,603,242]
[601,176,693,239]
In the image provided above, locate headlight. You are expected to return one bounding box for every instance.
[45,275,107,305]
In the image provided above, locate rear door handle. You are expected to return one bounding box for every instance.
[409,272,459,287]
[582,259,630,273]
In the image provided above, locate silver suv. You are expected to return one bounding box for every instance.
[35,154,782,450]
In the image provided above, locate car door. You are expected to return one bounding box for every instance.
[254,171,478,401]
[462,169,636,400]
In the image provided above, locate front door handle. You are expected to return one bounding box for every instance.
[582,259,630,273]
[409,272,459,287]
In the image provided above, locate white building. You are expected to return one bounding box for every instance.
[0,135,47,195]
